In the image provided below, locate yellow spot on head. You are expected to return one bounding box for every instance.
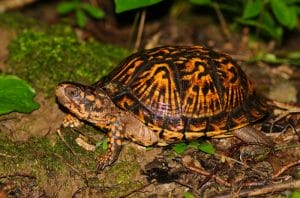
[116,139,122,146]
[86,94,95,101]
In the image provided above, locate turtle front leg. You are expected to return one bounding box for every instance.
[62,114,84,128]
[96,120,124,170]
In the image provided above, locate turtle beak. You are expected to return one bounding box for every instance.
[56,83,70,105]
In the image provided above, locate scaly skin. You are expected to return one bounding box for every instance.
[56,46,274,171]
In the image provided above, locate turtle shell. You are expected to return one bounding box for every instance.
[99,46,267,140]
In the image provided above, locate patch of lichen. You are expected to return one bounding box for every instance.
[7,27,129,97]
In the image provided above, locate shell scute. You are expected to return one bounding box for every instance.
[101,46,267,136]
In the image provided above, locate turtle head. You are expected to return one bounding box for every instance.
[56,82,105,121]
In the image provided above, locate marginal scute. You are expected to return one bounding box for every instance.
[101,45,267,141]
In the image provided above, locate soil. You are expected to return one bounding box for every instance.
[0,1,299,198]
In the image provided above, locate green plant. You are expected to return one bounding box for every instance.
[114,0,163,13]
[57,0,105,27]
[184,191,195,198]
[8,29,129,95]
[190,0,299,43]
[172,141,215,155]
[0,75,39,115]
[114,0,299,43]
[95,139,108,150]
[290,191,300,198]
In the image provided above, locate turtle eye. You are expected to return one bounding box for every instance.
[65,87,81,99]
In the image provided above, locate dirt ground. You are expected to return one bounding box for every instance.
[0,1,300,198]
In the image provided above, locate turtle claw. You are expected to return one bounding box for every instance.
[95,153,117,172]
[95,148,121,172]
[95,124,124,172]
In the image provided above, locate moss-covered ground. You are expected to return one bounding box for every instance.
[4,13,129,96]
[0,13,143,197]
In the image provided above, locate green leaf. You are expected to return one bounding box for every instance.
[81,3,105,19]
[291,191,300,198]
[187,141,201,149]
[114,0,163,13]
[287,6,298,29]
[236,15,283,42]
[197,142,215,154]
[76,9,87,28]
[57,1,78,14]
[286,0,300,3]
[0,75,39,115]
[172,142,187,154]
[95,139,108,150]
[270,0,298,29]
[102,139,108,150]
[189,0,212,5]
[184,191,195,198]
[242,0,263,19]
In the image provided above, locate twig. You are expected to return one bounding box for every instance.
[119,181,154,198]
[272,160,300,179]
[53,153,88,182]
[133,9,146,52]
[0,172,36,179]
[182,156,231,187]
[56,129,78,157]
[211,2,230,40]
[0,153,16,158]
[267,101,300,134]
[56,129,87,167]
[214,153,269,178]
[214,179,300,198]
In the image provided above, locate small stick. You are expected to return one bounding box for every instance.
[272,159,300,179]
[0,153,16,158]
[120,181,154,198]
[56,129,87,167]
[133,9,146,52]
[214,153,269,178]
[0,172,36,179]
[53,153,84,177]
[211,2,231,40]
[182,156,231,187]
[56,129,77,157]
[214,179,300,198]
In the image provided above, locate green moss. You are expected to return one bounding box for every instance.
[7,25,129,97]
[94,145,143,197]
[0,12,40,30]
[0,129,98,175]
[0,12,140,196]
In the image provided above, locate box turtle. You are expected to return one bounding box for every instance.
[56,45,273,170]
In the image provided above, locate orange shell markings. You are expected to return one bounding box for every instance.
[101,46,267,136]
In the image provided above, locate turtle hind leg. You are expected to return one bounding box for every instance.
[233,126,274,147]
[96,121,124,171]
